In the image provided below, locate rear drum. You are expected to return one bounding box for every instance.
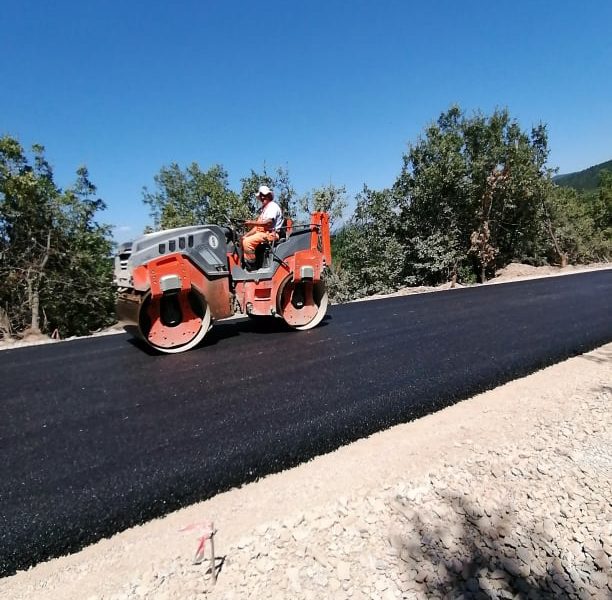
[278,277,328,330]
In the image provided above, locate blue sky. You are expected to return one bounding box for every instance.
[2,0,611,241]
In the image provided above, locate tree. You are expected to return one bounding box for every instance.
[545,171,612,263]
[469,168,507,282]
[327,186,404,300]
[240,165,297,220]
[590,169,612,248]
[394,106,555,283]
[1,137,58,334]
[142,162,243,230]
[299,183,348,228]
[41,167,116,336]
[0,135,114,338]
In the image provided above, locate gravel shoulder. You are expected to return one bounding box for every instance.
[2,340,610,599]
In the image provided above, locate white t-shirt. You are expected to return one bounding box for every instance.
[260,201,283,232]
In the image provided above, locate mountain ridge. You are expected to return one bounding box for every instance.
[554,159,612,191]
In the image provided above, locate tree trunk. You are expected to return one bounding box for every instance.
[542,200,568,267]
[26,231,51,335]
[0,306,12,339]
[546,220,568,266]
[25,270,41,334]
[31,285,41,333]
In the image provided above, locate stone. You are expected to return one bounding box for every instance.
[542,518,556,539]
[590,571,608,589]
[501,556,530,578]
[516,546,532,564]
[314,517,336,530]
[466,577,479,592]
[292,527,310,542]
[337,561,351,581]
[448,558,463,574]
[552,572,571,591]
[491,465,505,478]
[310,546,331,569]
[414,569,428,583]
[374,579,388,592]
[577,584,599,600]
[593,553,611,571]
[489,569,507,580]
[407,543,425,561]
[277,528,292,545]
[388,531,404,550]
[237,535,254,549]
[286,567,302,593]
[254,557,273,574]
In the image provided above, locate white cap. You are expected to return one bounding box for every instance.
[256,185,273,198]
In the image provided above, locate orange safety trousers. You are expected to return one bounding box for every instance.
[242,230,279,262]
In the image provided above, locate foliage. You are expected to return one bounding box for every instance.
[0,135,114,338]
[239,165,297,220]
[545,171,612,263]
[299,183,348,228]
[330,186,404,298]
[394,106,555,283]
[328,106,567,301]
[142,162,243,229]
[554,159,612,191]
[143,163,298,231]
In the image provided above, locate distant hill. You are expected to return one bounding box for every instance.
[554,159,612,191]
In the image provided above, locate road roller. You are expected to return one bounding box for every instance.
[114,213,331,353]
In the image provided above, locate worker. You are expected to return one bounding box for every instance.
[242,185,283,270]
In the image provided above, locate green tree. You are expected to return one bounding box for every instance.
[0,137,56,334]
[0,135,114,338]
[545,171,612,263]
[41,167,116,336]
[593,170,612,236]
[240,165,297,219]
[299,183,348,228]
[333,186,404,297]
[143,162,243,229]
[395,106,554,283]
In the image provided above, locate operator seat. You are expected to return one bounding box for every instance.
[251,220,286,269]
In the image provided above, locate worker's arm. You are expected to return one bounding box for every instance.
[245,217,273,228]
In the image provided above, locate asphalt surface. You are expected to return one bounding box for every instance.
[1,271,611,577]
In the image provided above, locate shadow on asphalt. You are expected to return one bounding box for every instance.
[125,315,332,354]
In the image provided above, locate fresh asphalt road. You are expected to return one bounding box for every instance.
[1,271,611,576]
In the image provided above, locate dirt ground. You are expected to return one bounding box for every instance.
[0,264,610,599]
